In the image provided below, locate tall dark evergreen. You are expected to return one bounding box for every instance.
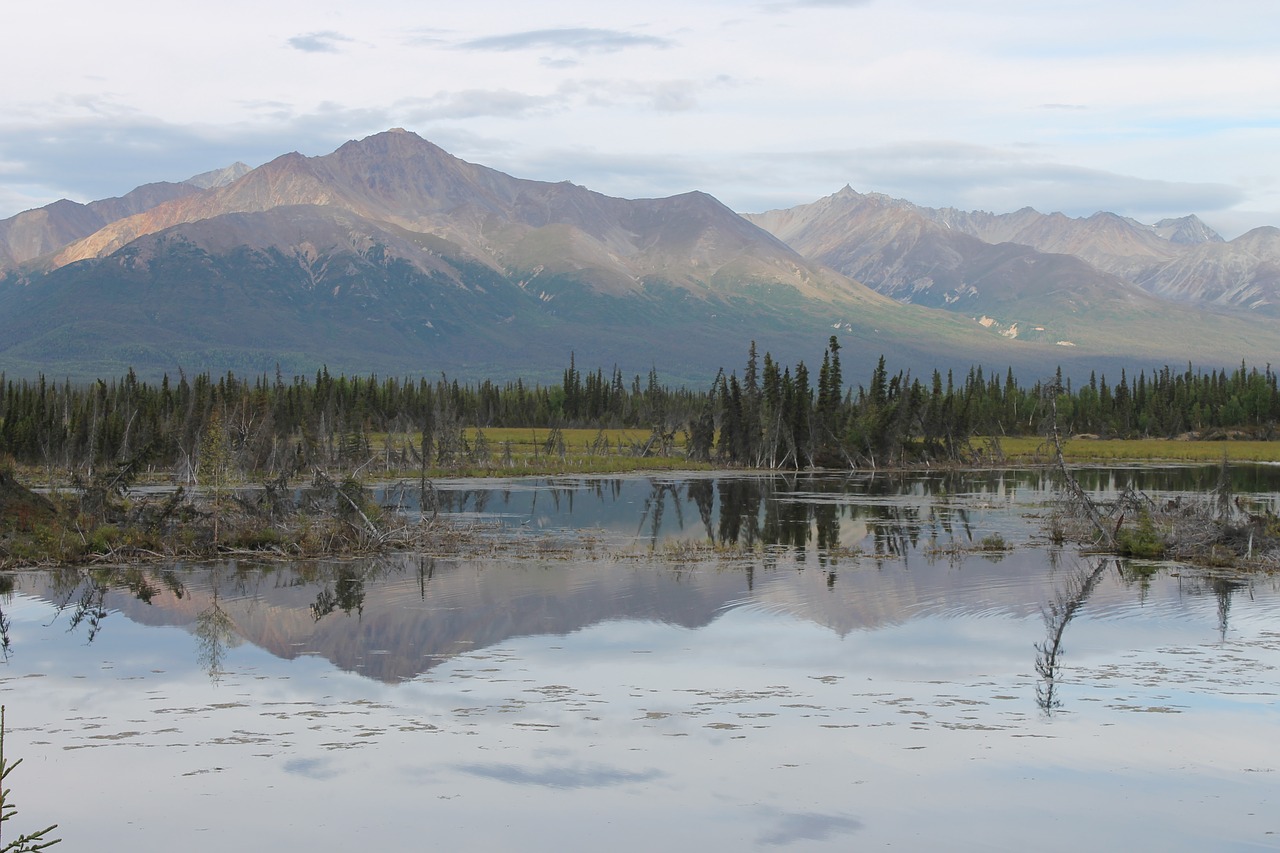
[3,346,1278,476]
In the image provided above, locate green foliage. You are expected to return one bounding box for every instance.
[1116,511,1166,559]
[979,533,1008,551]
[2,349,1280,481]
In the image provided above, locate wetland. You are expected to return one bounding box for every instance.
[2,466,1279,850]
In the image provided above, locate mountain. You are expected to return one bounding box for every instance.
[1,130,1035,384]
[0,162,259,270]
[39,131,859,304]
[1132,226,1280,313]
[183,161,253,190]
[1152,215,1224,245]
[744,187,1147,320]
[0,181,201,268]
[3,130,1278,385]
[744,187,1280,359]
[921,203,1280,314]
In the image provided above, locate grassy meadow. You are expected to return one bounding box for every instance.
[991,435,1280,464]
[376,427,706,478]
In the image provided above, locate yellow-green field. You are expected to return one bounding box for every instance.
[373,427,704,478]
[990,436,1280,464]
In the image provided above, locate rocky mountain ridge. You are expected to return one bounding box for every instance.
[747,186,1280,317]
[1,130,1278,383]
[1,130,1017,383]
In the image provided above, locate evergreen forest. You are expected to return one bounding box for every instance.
[2,338,1279,479]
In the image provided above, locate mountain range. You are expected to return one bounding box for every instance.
[1,129,1277,385]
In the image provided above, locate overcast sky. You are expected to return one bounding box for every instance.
[3,0,1276,237]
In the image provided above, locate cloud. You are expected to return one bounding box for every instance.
[561,76,733,114]
[0,113,389,211]
[762,0,872,10]
[457,28,672,54]
[0,185,54,218]
[733,141,1245,226]
[0,117,1266,241]
[283,757,339,780]
[454,762,664,789]
[649,82,698,112]
[287,31,354,54]
[489,146,719,199]
[757,811,863,846]
[397,90,558,121]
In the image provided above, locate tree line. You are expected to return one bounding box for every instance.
[2,340,1279,477]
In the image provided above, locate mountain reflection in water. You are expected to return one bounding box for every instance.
[3,469,1280,852]
[6,468,1279,687]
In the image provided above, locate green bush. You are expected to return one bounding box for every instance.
[979,533,1007,551]
[1116,511,1165,559]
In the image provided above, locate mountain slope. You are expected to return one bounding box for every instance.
[0,202,1025,383]
[1,133,1035,382]
[746,187,1280,362]
[46,130,852,305]
[4,130,1279,384]
[1132,226,1280,314]
[847,193,1280,315]
[0,181,201,268]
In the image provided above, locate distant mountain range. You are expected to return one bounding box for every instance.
[747,187,1280,319]
[1,129,1277,384]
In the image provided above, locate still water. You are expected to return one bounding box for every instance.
[2,467,1279,850]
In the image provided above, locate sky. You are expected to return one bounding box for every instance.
[2,0,1277,238]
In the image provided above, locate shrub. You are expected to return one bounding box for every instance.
[979,533,1007,551]
[1116,511,1165,559]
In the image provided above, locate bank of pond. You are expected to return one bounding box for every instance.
[3,462,1280,574]
[5,343,1280,480]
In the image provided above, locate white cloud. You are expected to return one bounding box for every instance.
[456,27,673,54]
[398,90,560,121]
[287,31,355,53]
[0,0,1276,237]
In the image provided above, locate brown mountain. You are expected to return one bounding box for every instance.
[918,205,1185,277]
[745,187,1280,360]
[5,131,1278,383]
[1132,226,1280,313]
[2,131,1036,383]
[0,181,201,268]
[47,130,852,304]
[821,192,1280,316]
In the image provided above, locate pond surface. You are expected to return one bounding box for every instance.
[2,467,1279,850]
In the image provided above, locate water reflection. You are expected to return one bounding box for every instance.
[8,552,1274,692]
[387,467,1280,568]
[9,467,1280,687]
[194,566,239,682]
[0,573,12,657]
[1035,557,1112,713]
[5,468,1280,852]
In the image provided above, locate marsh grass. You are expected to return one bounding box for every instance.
[366,427,703,478]
[997,436,1280,464]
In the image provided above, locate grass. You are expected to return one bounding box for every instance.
[366,427,705,478]
[991,436,1280,464]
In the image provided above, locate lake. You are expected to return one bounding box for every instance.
[2,466,1279,850]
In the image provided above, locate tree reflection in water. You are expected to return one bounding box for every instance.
[1035,557,1112,713]
[0,574,12,659]
[636,479,686,547]
[311,564,369,621]
[675,475,946,569]
[46,566,178,646]
[194,567,240,684]
[1210,576,1248,643]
